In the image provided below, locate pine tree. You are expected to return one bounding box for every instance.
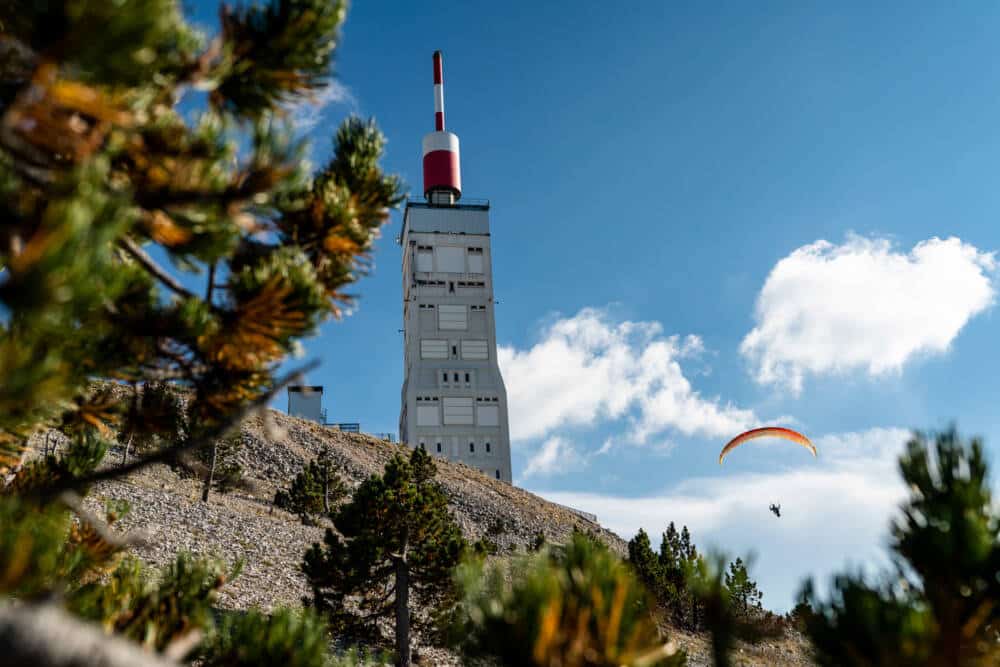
[0,0,402,477]
[302,447,465,666]
[68,552,237,653]
[117,382,186,466]
[0,0,402,662]
[627,528,666,604]
[802,427,1000,666]
[627,522,704,630]
[274,448,346,524]
[198,433,244,502]
[724,558,763,619]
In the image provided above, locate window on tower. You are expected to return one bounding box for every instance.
[416,246,433,272]
[461,340,488,360]
[442,397,474,425]
[436,246,465,273]
[469,441,475,453]
[438,305,467,330]
[468,247,484,274]
[477,403,499,427]
[420,339,448,359]
[416,403,439,427]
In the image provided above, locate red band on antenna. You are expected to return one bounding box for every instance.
[433,51,443,85]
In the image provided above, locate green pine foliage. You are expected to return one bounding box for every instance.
[0,0,402,472]
[801,427,1000,666]
[302,447,465,666]
[786,596,815,633]
[0,433,126,599]
[195,433,246,501]
[0,494,97,597]
[530,531,547,552]
[1,0,402,662]
[450,530,686,667]
[724,558,763,620]
[200,607,386,667]
[68,553,237,654]
[471,537,499,557]
[117,382,187,465]
[686,554,739,667]
[627,525,779,649]
[627,523,705,630]
[274,448,346,524]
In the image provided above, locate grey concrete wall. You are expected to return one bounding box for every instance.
[399,203,512,483]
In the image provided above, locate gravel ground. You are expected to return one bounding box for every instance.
[69,407,814,666]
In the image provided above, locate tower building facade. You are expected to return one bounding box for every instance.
[399,51,512,482]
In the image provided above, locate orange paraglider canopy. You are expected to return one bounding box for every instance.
[718,427,816,464]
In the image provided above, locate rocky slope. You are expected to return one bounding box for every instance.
[72,408,813,666]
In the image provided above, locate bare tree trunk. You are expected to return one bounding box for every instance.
[322,470,330,515]
[395,558,410,667]
[43,432,50,457]
[122,382,139,466]
[201,442,217,503]
[0,604,176,667]
[206,261,216,303]
[121,433,132,467]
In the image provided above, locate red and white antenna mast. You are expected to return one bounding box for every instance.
[422,50,461,203]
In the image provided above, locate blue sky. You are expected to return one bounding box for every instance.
[185,1,1000,610]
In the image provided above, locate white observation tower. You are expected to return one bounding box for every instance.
[398,51,512,483]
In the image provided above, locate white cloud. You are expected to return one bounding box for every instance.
[536,427,912,611]
[522,436,586,479]
[741,236,996,394]
[498,308,756,446]
[288,82,356,133]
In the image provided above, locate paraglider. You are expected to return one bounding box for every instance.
[718,426,816,464]
[769,503,781,518]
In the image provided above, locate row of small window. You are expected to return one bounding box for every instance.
[417,245,484,251]
[441,370,472,387]
[416,396,498,401]
[420,444,503,481]
[413,280,486,292]
[415,245,485,274]
[414,397,500,427]
[418,440,494,454]
[421,339,489,361]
